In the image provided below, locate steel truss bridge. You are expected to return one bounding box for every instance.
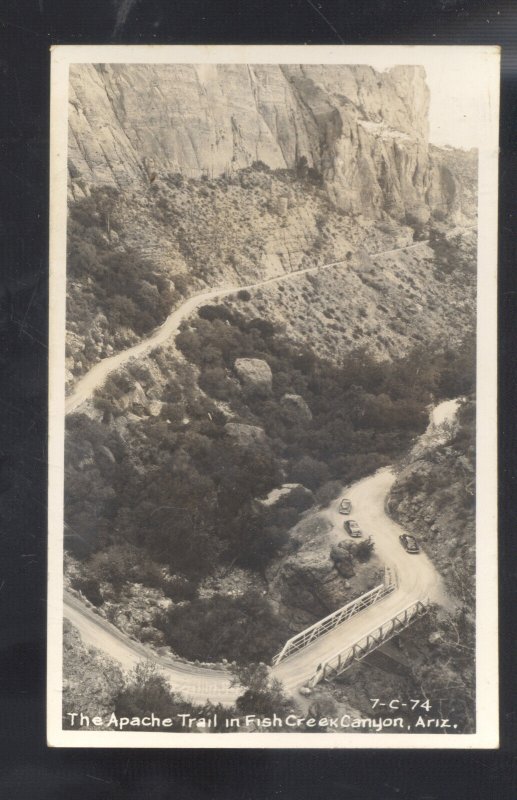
[272,565,429,687]
[272,567,397,666]
[307,599,428,687]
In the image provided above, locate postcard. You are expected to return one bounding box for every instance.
[48,44,499,747]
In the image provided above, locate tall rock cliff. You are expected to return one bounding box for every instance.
[68,63,475,223]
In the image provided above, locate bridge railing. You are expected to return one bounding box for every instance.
[272,568,396,666]
[307,598,428,687]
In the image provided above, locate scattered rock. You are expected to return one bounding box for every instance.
[260,483,313,508]
[233,358,273,396]
[97,445,116,464]
[148,400,164,417]
[132,381,148,407]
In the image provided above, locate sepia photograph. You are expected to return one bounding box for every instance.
[47,45,499,748]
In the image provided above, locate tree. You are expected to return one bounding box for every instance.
[289,455,329,491]
[353,536,375,563]
[232,663,294,717]
[315,480,342,507]
[94,185,120,236]
[296,155,309,180]
[161,592,289,664]
[199,366,230,399]
[114,662,180,721]
[251,160,270,172]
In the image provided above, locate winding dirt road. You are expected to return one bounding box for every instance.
[64,408,452,706]
[63,237,453,705]
[65,240,429,414]
[64,591,241,705]
[272,467,449,694]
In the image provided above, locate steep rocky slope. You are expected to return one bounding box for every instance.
[68,63,475,223]
[266,512,382,631]
[62,619,124,725]
[387,397,475,605]
[65,166,476,389]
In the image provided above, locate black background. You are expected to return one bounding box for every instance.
[1,0,516,797]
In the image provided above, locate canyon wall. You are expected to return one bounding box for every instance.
[68,63,475,223]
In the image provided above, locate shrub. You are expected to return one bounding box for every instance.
[233,664,293,717]
[315,480,343,507]
[251,160,270,172]
[289,456,330,491]
[352,536,375,562]
[114,662,183,723]
[199,366,231,400]
[161,592,290,664]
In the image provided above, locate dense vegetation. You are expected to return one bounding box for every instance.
[67,186,190,377]
[65,163,337,378]
[65,295,474,663]
[176,302,475,482]
[159,593,291,665]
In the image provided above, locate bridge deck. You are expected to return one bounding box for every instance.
[271,585,425,694]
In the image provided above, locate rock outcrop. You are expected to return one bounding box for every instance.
[267,513,381,630]
[224,422,267,447]
[427,144,478,225]
[260,483,313,508]
[68,63,475,222]
[387,399,475,602]
[233,358,273,396]
[281,393,312,422]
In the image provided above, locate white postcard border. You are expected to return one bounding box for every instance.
[48,44,500,749]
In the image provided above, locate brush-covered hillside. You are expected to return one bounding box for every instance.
[66,162,476,389]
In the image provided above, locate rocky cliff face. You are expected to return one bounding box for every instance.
[266,513,382,631]
[387,398,475,604]
[68,63,473,222]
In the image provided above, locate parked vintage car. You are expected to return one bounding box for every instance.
[344,519,363,538]
[399,533,420,553]
[338,498,352,515]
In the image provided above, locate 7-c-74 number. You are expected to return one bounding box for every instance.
[370,698,432,711]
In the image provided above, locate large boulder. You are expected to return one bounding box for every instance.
[224,422,267,448]
[233,358,273,396]
[131,381,148,407]
[330,543,356,578]
[147,400,164,417]
[261,483,314,509]
[281,393,312,422]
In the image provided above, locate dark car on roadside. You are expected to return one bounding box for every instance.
[338,498,352,515]
[344,519,363,538]
[399,534,420,553]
